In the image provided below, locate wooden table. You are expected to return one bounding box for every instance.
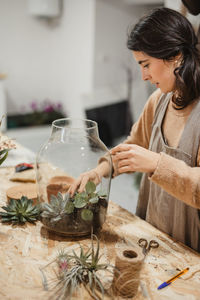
[0,166,200,300]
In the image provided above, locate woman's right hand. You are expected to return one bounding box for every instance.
[68,169,102,196]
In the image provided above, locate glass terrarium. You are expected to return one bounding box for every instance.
[36,118,112,236]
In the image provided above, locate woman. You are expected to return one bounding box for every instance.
[69,8,200,252]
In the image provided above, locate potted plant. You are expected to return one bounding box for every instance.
[7,99,66,128]
[40,181,108,236]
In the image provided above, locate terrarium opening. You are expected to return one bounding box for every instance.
[51,118,99,140]
[52,118,97,130]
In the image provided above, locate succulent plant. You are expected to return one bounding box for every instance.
[73,181,107,222]
[41,234,116,299]
[41,181,107,223]
[41,192,71,223]
[0,196,41,224]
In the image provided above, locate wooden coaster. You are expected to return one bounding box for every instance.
[6,184,38,204]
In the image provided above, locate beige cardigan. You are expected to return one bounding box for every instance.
[122,89,200,209]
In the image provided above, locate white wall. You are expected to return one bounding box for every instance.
[83,0,137,111]
[0,0,95,118]
[89,0,161,120]
[0,0,164,125]
[94,1,134,89]
[164,0,181,10]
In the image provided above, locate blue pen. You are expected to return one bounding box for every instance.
[157,267,189,290]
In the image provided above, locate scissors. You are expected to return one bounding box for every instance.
[138,238,159,255]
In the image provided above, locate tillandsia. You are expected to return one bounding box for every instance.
[41,234,117,300]
[0,196,41,225]
[41,181,107,223]
[0,116,16,166]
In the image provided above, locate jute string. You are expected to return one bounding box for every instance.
[113,246,144,298]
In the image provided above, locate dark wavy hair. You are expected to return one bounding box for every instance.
[127,7,200,109]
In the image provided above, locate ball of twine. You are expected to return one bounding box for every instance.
[113,247,144,298]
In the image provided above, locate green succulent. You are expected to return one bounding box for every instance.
[41,181,107,224]
[0,196,41,224]
[73,181,107,222]
[41,192,71,223]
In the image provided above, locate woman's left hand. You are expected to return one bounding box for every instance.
[111,144,160,174]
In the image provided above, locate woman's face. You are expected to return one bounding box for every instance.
[133,51,177,94]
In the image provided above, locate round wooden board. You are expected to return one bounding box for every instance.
[6,183,38,204]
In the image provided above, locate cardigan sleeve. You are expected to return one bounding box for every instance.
[150,152,200,208]
[149,98,200,209]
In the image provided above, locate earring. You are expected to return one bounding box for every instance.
[174,60,180,68]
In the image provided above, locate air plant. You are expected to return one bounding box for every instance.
[0,196,41,225]
[41,234,117,300]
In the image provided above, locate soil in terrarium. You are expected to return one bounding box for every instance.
[40,181,108,236]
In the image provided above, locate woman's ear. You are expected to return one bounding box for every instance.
[174,54,182,67]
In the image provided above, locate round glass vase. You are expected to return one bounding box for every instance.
[36,118,112,236]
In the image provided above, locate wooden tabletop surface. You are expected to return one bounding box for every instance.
[0,166,200,300]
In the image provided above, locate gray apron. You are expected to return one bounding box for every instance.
[136,93,200,252]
